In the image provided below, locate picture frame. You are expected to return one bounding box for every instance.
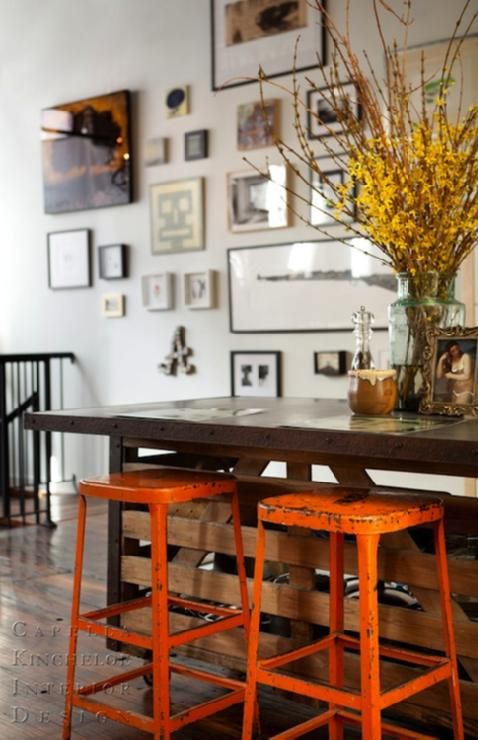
[314,350,347,376]
[306,81,361,140]
[227,165,289,232]
[310,154,356,226]
[47,229,91,290]
[420,326,478,416]
[237,99,280,150]
[145,137,169,166]
[211,0,327,91]
[185,129,209,161]
[98,244,127,280]
[230,351,282,397]
[184,270,217,310]
[227,239,394,333]
[101,293,125,318]
[142,273,175,311]
[165,86,190,117]
[150,177,204,254]
[41,90,131,214]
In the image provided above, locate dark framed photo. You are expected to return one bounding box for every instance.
[185,129,209,160]
[98,244,127,279]
[420,326,478,416]
[41,90,131,214]
[314,351,347,376]
[230,351,282,397]
[307,81,361,140]
[211,0,327,91]
[310,154,357,226]
[47,229,91,290]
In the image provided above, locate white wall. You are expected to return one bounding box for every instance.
[0,0,475,486]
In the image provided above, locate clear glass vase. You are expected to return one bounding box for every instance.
[388,272,465,412]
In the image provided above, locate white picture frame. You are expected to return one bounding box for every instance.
[307,81,361,140]
[101,293,125,318]
[184,270,217,310]
[142,273,175,311]
[228,239,394,332]
[227,165,289,232]
[47,229,91,290]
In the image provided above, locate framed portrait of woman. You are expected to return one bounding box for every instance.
[420,326,478,416]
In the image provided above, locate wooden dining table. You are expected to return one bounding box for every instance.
[25,396,478,736]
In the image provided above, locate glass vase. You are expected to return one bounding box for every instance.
[388,272,465,412]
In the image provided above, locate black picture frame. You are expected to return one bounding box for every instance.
[47,229,91,290]
[98,244,127,280]
[314,350,347,376]
[306,81,361,140]
[211,0,327,91]
[230,351,282,397]
[185,129,209,161]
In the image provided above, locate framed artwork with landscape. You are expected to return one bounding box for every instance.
[420,326,478,416]
[230,351,282,397]
[211,0,326,90]
[41,90,131,214]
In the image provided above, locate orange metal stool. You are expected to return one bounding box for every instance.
[242,488,464,740]
[62,468,250,739]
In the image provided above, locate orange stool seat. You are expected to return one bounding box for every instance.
[243,487,464,740]
[62,468,250,739]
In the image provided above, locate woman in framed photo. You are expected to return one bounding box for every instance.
[435,340,475,404]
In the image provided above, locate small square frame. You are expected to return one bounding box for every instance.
[184,270,217,309]
[47,229,91,290]
[237,99,280,150]
[314,350,347,376]
[306,81,361,140]
[98,244,127,280]
[142,273,174,311]
[101,293,125,318]
[185,129,209,160]
[145,137,169,166]
[231,351,282,398]
[420,326,478,416]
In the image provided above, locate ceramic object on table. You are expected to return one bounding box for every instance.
[347,369,397,415]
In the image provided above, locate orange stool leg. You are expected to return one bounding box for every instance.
[150,503,171,740]
[242,516,266,740]
[357,533,381,739]
[434,519,464,740]
[231,490,250,637]
[329,532,345,740]
[63,494,87,740]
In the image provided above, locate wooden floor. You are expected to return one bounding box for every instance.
[0,494,454,738]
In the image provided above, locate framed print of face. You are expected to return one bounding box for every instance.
[150,178,205,254]
[306,81,361,140]
[227,165,289,232]
[420,326,478,416]
[230,351,282,397]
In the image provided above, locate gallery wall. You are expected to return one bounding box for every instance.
[0,0,474,490]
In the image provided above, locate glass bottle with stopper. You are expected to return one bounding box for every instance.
[351,305,375,370]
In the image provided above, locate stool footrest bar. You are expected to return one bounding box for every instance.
[77,617,152,649]
[257,667,362,710]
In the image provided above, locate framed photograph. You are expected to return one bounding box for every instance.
[310,154,356,226]
[185,129,209,161]
[228,239,394,333]
[314,350,347,376]
[145,137,169,166]
[98,244,127,279]
[237,99,280,150]
[420,326,478,416]
[184,270,217,309]
[41,90,131,214]
[150,177,204,254]
[47,229,91,290]
[142,273,174,311]
[227,165,289,232]
[307,81,361,140]
[165,86,190,117]
[230,351,282,397]
[101,293,125,318]
[211,0,326,91]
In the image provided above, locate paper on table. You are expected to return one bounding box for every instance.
[117,407,265,422]
[282,414,464,435]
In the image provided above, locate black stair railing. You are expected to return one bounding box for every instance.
[0,352,76,526]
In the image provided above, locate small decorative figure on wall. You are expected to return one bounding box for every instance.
[159,326,195,376]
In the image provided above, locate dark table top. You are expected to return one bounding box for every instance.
[24,397,478,477]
